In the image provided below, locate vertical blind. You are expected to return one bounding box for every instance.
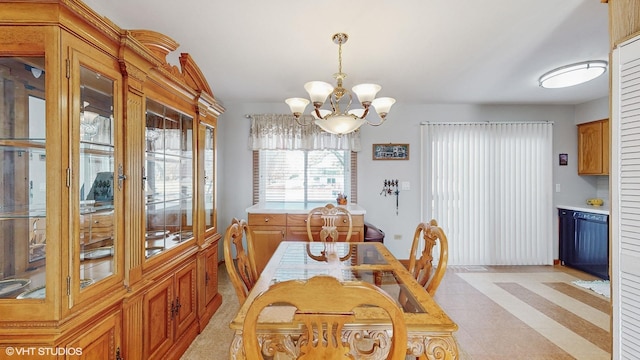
[422,122,553,265]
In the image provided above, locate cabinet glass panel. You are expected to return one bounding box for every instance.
[145,99,193,258]
[78,66,115,289]
[0,57,47,299]
[204,125,215,231]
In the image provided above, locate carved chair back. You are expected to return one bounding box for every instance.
[223,218,258,304]
[242,275,408,359]
[306,203,353,242]
[408,219,449,296]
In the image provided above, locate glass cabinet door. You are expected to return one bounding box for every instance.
[77,65,116,290]
[203,124,215,233]
[145,99,194,258]
[0,57,47,300]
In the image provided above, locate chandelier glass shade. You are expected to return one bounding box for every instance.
[285,33,395,135]
[538,60,608,89]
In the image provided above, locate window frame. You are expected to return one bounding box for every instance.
[253,150,357,205]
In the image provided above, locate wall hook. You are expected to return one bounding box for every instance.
[380,179,400,215]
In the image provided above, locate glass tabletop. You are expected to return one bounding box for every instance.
[278,242,388,266]
[270,242,425,313]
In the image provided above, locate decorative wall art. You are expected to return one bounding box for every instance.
[372,143,409,160]
[559,153,568,166]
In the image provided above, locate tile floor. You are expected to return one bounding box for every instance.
[433,265,611,360]
[183,264,611,359]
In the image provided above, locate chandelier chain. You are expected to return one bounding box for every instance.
[338,39,342,75]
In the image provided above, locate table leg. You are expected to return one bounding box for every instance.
[407,335,459,359]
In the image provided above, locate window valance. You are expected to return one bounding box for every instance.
[248,114,361,151]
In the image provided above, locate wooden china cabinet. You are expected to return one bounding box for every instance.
[0,1,223,359]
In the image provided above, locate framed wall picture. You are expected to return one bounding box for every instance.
[559,153,568,166]
[372,143,409,160]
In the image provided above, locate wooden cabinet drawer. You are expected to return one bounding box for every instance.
[248,213,287,226]
[288,214,362,227]
[287,214,311,227]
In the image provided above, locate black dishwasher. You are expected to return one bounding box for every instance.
[559,209,609,280]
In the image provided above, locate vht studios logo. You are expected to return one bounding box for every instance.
[4,346,83,357]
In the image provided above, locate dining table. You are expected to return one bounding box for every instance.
[228,241,459,359]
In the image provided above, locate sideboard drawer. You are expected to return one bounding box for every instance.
[248,213,287,226]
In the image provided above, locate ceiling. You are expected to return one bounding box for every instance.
[82,0,610,108]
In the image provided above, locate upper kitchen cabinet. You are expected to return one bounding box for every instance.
[578,118,609,175]
[0,1,223,357]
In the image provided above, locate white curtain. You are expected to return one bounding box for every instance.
[422,122,553,265]
[248,114,361,151]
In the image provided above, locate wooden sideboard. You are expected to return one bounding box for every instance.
[246,204,366,274]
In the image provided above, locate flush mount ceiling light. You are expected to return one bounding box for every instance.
[539,60,608,89]
[285,33,395,135]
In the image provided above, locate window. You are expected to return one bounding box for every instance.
[254,150,357,204]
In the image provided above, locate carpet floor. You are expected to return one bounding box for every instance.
[180,262,239,359]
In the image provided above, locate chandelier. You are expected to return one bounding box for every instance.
[285,33,395,135]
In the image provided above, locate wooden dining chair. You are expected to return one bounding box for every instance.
[408,219,449,296]
[242,275,408,359]
[223,218,258,304]
[306,203,353,242]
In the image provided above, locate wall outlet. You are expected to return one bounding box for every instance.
[393,234,402,240]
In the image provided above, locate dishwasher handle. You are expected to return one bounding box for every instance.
[573,211,608,223]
